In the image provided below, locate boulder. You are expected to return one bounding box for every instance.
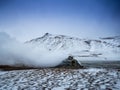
[56,56,84,68]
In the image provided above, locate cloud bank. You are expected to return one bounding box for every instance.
[0,32,67,67]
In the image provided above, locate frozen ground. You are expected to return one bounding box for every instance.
[0,68,120,90]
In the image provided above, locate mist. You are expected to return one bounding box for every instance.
[0,32,67,67]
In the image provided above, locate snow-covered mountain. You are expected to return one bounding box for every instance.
[100,36,120,47]
[26,33,120,61]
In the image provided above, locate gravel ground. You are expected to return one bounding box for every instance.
[0,68,120,90]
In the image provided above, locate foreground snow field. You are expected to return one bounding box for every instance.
[0,68,120,90]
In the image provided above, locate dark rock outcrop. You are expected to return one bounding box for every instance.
[56,56,84,69]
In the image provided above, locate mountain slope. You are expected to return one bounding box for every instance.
[26,33,120,60]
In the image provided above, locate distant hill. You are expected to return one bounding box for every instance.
[26,33,120,61]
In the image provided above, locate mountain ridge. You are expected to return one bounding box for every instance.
[26,33,120,60]
[26,33,120,50]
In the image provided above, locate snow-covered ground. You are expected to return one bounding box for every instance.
[0,68,120,90]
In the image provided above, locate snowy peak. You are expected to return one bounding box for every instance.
[28,33,81,43]
[100,36,120,47]
[26,33,120,60]
[100,36,120,40]
[26,33,90,51]
[26,33,120,52]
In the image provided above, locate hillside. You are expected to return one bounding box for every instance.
[26,33,120,61]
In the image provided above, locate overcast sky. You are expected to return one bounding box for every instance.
[0,0,120,42]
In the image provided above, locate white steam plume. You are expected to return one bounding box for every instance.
[0,32,67,67]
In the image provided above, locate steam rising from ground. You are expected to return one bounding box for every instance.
[0,32,67,67]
